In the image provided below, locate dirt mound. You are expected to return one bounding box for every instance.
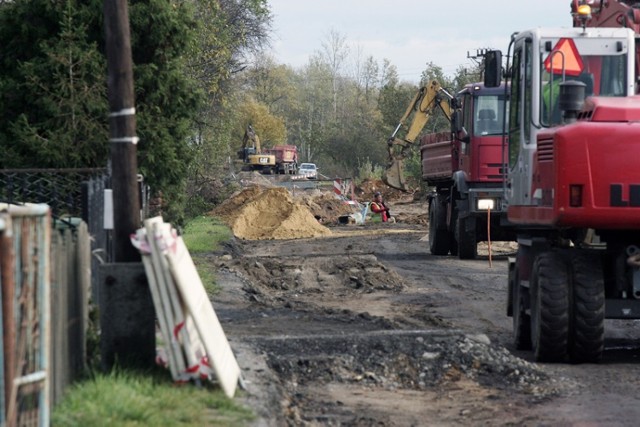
[297,193,357,225]
[236,171,276,188]
[210,186,332,240]
[354,178,417,202]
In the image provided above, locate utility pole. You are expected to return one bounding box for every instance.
[104,0,141,260]
[101,0,154,370]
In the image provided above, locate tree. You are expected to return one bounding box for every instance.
[0,0,275,221]
[0,0,205,224]
[182,0,273,217]
[235,99,286,149]
[378,61,414,130]
[289,58,334,163]
[418,62,455,134]
[127,0,203,223]
[0,0,108,168]
[451,63,483,91]
[240,53,297,116]
[188,0,270,93]
[318,28,349,119]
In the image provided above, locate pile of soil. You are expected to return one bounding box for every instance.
[236,171,276,188]
[354,178,418,202]
[210,186,332,240]
[296,192,358,225]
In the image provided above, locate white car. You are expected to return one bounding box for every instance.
[298,163,318,179]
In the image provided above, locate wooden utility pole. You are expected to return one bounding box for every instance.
[104,0,141,263]
[101,0,155,370]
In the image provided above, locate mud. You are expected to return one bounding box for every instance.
[203,181,640,426]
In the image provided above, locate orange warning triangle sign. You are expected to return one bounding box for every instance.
[544,38,584,76]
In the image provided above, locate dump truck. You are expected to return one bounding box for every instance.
[383,80,515,259]
[485,3,640,363]
[265,145,298,175]
[421,82,515,259]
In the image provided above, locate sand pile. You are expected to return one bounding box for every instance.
[211,186,332,240]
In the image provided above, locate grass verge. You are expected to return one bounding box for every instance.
[182,216,232,254]
[52,369,253,426]
[182,215,232,295]
[53,215,247,425]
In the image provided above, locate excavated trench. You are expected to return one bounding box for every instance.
[210,245,572,426]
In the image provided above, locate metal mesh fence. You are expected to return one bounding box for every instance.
[0,168,111,303]
[0,169,108,219]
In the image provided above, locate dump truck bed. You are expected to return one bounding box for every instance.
[420,132,455,185]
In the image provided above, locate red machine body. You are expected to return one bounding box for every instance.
[485,16,640,364]
[420,83,515,259]
[265,145,299,175]
[510,96,640,228]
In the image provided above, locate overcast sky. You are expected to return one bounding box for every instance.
[266,0,573,83]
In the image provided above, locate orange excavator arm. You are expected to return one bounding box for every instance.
[382,80,454,191]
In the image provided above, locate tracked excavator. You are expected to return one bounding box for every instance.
[237,125,276,174]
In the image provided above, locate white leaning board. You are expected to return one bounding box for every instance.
[132,226,183,379]
[148,221,207,380]
[140,247,181,379]
[160,224,242,398]
[143,219,189,379]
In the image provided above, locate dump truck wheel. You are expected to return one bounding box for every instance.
[456,216,477,260]
[449,207,458,256]
[428,195,451,256]
[569,251,604,363]
[530,251,570,362]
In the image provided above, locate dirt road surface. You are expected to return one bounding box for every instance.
[204,183,640,426]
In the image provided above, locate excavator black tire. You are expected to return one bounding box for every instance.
[530,251,570,362]
[511,260,532,350]
[428,194,451,256]
[569,250,605,364]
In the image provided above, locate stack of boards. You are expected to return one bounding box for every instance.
[131,216,241,398]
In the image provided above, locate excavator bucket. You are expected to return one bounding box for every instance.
[382,158,408,192]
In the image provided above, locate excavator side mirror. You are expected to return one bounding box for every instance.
[484,50,502,88]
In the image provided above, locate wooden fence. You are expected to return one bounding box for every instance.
[0,204,90,427]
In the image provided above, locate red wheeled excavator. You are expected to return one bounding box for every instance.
[486,2,640,363]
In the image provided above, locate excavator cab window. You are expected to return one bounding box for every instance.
[540,37,628,127]
[508,39,532,169]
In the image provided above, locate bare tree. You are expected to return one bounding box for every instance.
[319,28,349,118]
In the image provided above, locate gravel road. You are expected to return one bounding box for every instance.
[206,198,640,426]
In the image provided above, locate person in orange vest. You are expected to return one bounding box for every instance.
[370,191,394,223]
